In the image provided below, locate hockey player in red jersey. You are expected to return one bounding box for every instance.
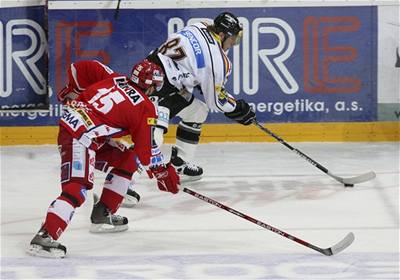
[28,60,180,258]
[58,60,141,207]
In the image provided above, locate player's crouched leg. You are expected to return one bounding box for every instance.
[95,140,141,208]
[90,168,130,233]
[28,182,88,258]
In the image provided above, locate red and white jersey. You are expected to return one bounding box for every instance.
[58,60,119,102]
[157,22,236,113]
[60,75,157,166]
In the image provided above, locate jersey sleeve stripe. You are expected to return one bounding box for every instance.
[218,46,228,82]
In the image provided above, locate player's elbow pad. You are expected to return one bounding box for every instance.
[156,106,170,134]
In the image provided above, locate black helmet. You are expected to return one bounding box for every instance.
[214,12,242,37]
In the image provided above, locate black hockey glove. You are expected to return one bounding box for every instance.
[224,99,256,126]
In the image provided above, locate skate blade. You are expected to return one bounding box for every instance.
[89,223,129,233]
[121,194,140,208]
[121,198,139,208]
[179,175,202,183]
[27,244,66,258]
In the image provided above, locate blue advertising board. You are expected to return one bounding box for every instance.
[0,5,48,111]
[0,6,377,126]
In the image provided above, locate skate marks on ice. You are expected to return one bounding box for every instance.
[1,253,398,279]
[1,143,398,279]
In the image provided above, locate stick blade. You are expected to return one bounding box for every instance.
[338,171,376,185]
[323,232,355,256]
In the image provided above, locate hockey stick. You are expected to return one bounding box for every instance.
[114,0,122,20]
[253,121,376,186]
[184,187,355,256]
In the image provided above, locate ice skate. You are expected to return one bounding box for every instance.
[121,187,141,208]
[90,201,128,233]
[170,146,203,182]
[27,226,66,258]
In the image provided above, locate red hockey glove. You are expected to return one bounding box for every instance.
[149,163,180,194]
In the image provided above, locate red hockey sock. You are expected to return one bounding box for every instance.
[43,197,75,240]
[100,171,131,213]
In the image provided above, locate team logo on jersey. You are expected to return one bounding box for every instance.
[179,30,205,68]
[216,85,228,106]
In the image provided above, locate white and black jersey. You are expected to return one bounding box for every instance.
[156,22,236,113]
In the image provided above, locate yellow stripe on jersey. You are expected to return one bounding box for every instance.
[76,108,94,128]
[221,51,231,80]
[214,36,231,82]
[147,117,157,125]
[210,29,221,44]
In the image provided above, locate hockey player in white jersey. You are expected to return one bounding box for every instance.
[145,12,256,181]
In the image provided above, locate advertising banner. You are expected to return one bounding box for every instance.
[0,5,48,112]
[377,5,400,121]
[0,6,377,126]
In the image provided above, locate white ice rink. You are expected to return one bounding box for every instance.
[1,142,399,279]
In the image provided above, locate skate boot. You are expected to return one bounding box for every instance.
[27,226,66,258]
[121,186,141,208]
[90,201,128,233]
[170,146,203,182]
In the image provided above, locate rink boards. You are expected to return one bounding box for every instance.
[0,122,398,145]
[0,1,399,144]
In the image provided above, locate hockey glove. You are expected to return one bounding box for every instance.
[224,99,256,125]
[149,163,180,194]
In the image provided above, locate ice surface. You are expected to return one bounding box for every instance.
[1,142,399,279]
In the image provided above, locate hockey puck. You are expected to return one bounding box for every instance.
[344,184,354,187]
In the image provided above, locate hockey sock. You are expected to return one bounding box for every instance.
[99,169,131,213]
[44,182,88,240]
[176,122,201,144]
[44,198,75,240]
